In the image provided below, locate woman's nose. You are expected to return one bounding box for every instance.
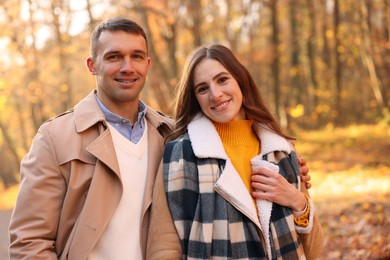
[209,84,222,100]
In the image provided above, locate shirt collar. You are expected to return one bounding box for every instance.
[95,94,147,126]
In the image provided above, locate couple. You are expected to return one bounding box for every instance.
[9,17,323,259]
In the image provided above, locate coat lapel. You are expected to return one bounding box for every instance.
[142,119,165,218]
[214,160,262,228]
[67,158,123,259]
[66,91,122,259]
[188,115,261,228]
[187,114,294,233]
[86,128,121,177]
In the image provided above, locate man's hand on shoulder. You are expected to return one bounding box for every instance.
[299,157,311,189]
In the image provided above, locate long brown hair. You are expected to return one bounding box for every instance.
[170,44,292,141]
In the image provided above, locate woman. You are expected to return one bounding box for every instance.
[147,44,323,259]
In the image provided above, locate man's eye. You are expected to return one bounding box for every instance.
[108,55,120,60]
[133,54,144,60]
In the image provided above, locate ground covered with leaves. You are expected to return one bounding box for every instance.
[295,124,390,259]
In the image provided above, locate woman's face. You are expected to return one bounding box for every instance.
[193,58,246,123]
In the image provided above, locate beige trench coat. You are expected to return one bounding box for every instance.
[9,90,173,260]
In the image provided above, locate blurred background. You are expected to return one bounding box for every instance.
[0,0,389,259]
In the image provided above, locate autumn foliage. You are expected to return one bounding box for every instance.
[0,0,389,258]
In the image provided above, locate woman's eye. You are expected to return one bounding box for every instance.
[195,86,208,94]
[218,76,229,84]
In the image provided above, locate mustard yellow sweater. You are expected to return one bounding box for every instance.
[214,120,310,227]
[213,120,260,193]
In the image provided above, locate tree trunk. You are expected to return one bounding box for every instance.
[136,3,173,112]
[270,0,283,124]
[0,122,20,187]
[360,0,386,111]
[307,0,318,115]
[85,0,97,32]
[189,0,202,47]
[26,0,47,131]
[334,0,343,125]
[289,0,302,104]
[51,0,73,111]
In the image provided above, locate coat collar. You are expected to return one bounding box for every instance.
[74,90,173,187]
[187,113,292,158]
[74,90,106,133]
[74,90,173,135]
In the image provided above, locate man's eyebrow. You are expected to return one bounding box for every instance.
[133,49,147,56]
[103,50,121,57]
[103,49,147,57]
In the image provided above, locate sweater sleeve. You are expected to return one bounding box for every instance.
[146,161,182,260]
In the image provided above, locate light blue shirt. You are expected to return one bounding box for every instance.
[95,95,146,144]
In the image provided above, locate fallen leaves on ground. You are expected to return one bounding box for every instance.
[296,124,390,260]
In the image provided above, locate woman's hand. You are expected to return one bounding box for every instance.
[251,167,306,212]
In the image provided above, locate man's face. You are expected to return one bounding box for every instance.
[87,31,150,114]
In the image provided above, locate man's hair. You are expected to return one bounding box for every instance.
[90,17,148,59]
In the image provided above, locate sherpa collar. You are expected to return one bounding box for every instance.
[187,113,292,158]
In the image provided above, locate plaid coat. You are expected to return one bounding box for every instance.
[163,114,320,259]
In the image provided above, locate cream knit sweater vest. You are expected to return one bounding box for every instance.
[88,123,148,259]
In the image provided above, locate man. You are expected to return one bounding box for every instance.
[9,17,311,259]
[9,17,174,259]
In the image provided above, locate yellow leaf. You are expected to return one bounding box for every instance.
[340,215,349,223]
[375,204,384,213]
[289,104,304,118]
[361,202,370,210]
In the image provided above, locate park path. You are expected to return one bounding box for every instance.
[0,209,11,260]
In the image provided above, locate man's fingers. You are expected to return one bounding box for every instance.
[298,157,307,166]
[300,165,309,175]
[301,174,311,182]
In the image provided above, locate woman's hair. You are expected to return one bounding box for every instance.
[170,43,292,141]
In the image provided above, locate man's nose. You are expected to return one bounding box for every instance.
[120,57,136,72]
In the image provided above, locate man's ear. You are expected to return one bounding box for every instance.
[86,57,97,75]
